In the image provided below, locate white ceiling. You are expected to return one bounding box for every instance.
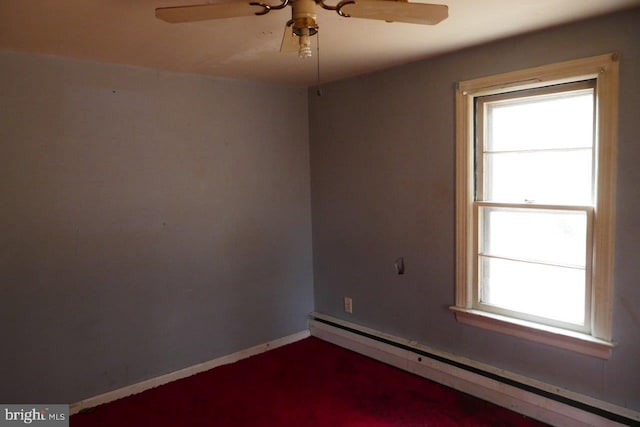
[1,0,638,86]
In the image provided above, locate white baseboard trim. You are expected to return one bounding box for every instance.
[70,330,310,415]
[309,312,639,427]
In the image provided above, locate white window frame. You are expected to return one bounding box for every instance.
[451,53,619,359]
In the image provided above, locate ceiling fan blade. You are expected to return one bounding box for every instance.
[340,0,448,25]
[280,25,299,53]
[156,2,261,23]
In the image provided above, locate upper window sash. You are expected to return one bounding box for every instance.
[475,80,597,206]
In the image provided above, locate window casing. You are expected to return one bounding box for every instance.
[452,54,619,359]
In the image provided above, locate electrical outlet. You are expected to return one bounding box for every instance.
[344,297,353,314]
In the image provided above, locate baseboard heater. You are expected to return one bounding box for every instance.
[309,313,638,427]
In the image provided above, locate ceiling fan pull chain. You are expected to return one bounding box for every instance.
[316,27,322,96]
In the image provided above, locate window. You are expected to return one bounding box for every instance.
[451,54,619,359]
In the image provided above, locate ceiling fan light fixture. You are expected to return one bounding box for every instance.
[291,0,318,59]
[298,27,313,58]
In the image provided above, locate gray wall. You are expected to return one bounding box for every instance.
[0,51,313,403]
[310,8,640,411]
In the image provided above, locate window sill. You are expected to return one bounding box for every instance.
[449,306,614,359]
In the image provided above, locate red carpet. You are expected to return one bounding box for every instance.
[71,337,548,426]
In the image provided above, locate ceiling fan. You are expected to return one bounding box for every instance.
[155,0,448,59]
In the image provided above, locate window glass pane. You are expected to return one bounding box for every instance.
[484,149,592,204]
[480,257,585,325]
[486,90,594,152]
[480,207,587,267]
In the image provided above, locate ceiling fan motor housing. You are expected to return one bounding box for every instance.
[291,0,318,36]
